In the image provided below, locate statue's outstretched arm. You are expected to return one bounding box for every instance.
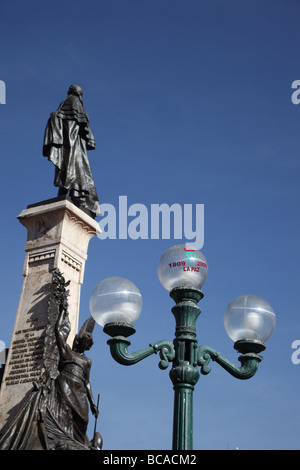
[55,307,68,358]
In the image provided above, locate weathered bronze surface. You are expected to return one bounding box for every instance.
[0,269,102,450]
[43,85,101,218]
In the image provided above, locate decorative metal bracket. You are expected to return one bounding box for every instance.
[107,337,175,369]
[105,323,175,370]
[197,344,262,380]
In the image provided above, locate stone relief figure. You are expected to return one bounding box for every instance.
[43,85,101,218]
[0,269,102,450]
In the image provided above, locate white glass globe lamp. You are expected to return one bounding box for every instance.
[224,295,276,353]
[89,277,142,335]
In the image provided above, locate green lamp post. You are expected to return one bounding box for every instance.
[89,244,276,450]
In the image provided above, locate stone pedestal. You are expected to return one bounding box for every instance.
[0,197,101,429]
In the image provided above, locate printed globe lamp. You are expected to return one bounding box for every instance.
[157,244,208,292]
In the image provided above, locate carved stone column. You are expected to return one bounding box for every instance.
[0,196,101,429]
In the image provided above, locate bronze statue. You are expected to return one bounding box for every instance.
[0,270,102,450]
[47,311,99,448]
[43,85,101,218]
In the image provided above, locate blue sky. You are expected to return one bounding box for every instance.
[0,0,300,450]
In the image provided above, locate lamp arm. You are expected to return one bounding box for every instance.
[107,337,175,369]
[196,345,261,380]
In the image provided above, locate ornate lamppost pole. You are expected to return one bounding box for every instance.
[90,245,276,450]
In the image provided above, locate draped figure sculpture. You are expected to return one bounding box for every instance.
[0,270,102,450]
[47,304,99,448]
[43,85,101,218]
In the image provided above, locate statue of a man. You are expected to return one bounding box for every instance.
[43,85,101,218]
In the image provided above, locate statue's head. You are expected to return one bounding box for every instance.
[67,85,83,98]
[73,316,95,353]
[73,331,94,353]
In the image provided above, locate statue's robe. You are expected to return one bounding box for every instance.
[0,387,47,450]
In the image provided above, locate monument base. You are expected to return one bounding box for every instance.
[0,196,101,431]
